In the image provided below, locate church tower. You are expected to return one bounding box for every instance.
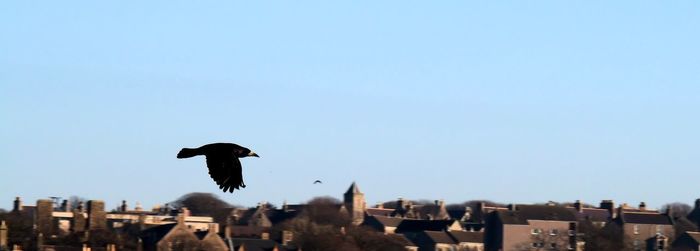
[344,182,366,225]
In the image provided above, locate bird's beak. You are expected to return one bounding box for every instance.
[248,152,260,158]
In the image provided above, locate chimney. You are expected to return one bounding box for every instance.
[376,202,384,209]
[508,204,517,211]
[639,202,647,211]
[1,220,8,250]
[134,202,143,211]
[177,213,186,225]
[208,223,219,234]
[439,199,445,208]
[61,200,70,212]
[398,197,406,210]
[695,199,700,209]
[12,197,22,212]
[121,200,128,212]
[574,200,583,212]
[87,200,107,230]
[77,201,85,213]
[600,200,616,218]
[36,199,54,235]
[283,200,289,211]
[180,207,191,217]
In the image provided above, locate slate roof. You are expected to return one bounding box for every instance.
[620,212,672,225]
[345,182,361,194]
[140,223,178,245]
[448,231,483,243]
[395,234,418,247]
[682,231,700,243]
[566,207,611,222]
[422,231,457,244]
[366,208,394,217]
[496,205,577,225]
[371,215,404,227]
[447,208,467,220]
[396,219,458,233]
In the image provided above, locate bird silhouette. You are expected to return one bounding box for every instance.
[313,180,322,184]
[177,143,259,193]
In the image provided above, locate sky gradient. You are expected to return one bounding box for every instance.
[2,1,699,211]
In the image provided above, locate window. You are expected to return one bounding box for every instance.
[550,243,557,249]
[549,229,559,236]
[531,228,542,235]
[568,229,576,236]
[656,225,663,234]
[633,224,639,234]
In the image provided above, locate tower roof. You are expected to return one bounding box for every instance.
[345,182,361,194]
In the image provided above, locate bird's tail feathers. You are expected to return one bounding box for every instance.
[177,148,201,158]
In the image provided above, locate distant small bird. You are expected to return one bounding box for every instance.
[177,143,259,193]
[313,180,322,184]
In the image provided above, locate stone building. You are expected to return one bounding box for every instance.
[484,204,581,251]
[344,182,366,225]
[608,202,674,251]
[141,214,228,251]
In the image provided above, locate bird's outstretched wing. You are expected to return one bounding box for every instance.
[313,180,322,184]
[205,154,245,193]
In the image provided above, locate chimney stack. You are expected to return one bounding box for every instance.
[600,200,616,218]
[508,204,517,211]
[61,200,70,212]
[121,200,128,212]
[177,213,186,225]
[398,197,406,210]
[639,202,647,211]
[1,220,8,250]
[574,200,583,212]
[12,197,22,212]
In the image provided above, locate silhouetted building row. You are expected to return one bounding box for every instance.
[7,184,700,251]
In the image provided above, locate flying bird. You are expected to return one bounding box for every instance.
[313,180,322,184]
[177,143,259,193]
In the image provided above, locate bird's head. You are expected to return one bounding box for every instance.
[247,151,260,158]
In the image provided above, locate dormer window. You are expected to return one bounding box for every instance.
[549,229,559,236]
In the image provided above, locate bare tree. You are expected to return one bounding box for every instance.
[661,202,692,218]
[304,196,350,227]
[170,192,236,225]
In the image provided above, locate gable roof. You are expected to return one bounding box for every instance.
[682,231,700,243]
[370,215,404,227]
[496,205,578,225]
[448,231,483,243]
[140,223,178,243]
[366,208,394,217]
[345,182,361,194]
[396,219,459,233]
[423,231,457,244]
[620,212,672,225]
[566,207,611,222]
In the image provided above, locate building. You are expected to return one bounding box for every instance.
[608,202,674,251]
[344,182,366,225]
[484,204,581,251]
[140,214,228,251]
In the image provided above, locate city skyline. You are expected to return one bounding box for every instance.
[3,1,700,211]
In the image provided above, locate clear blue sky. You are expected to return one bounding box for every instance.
[2,1,699,211]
